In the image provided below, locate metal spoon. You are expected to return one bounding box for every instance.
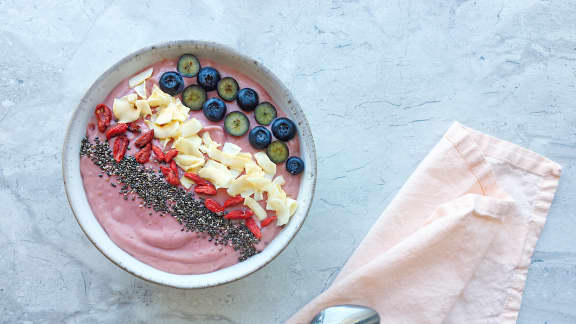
[310,304,380,324]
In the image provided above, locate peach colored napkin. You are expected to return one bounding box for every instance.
[288,122,561,324]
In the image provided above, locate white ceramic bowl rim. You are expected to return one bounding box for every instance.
[62,40,317,288]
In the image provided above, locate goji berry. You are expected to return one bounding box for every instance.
[224,210,252,220]
[135,130,154,148]
[261,215,277,227]
[112,136,129,162]
[184,172,210,186]
[94,104,112,133]
[159,166,171,178]
[245,217,262,240]
[170,160,178,174]
[223,196,244,209]
[152,145,165,162]
[134,143,152,164]
[128,122,141,133]
[105,123,128,140]
[164,149,178,163]
[204,199,224,213]
[166,171,180,187]
[194,184,217,195]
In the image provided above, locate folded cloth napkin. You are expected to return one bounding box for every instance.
[288,122,561,324]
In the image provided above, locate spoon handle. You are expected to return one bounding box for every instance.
[310,304,380,324]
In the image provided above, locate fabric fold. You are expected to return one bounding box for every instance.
[287,122,561,324]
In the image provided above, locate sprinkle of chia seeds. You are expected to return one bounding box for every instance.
[80,137,258,260]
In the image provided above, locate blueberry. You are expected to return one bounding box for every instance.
[197,67,221,91]
[159,71,184,96]
[248,126,272,149]
[285,156,305,175]
[202,97,227,122]
[271,117,297,141]
[236,88,259,111]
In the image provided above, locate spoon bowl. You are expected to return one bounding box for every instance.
[311,304,380,324]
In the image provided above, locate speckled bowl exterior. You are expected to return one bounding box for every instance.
[62,41,317,288]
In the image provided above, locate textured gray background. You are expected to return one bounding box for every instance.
[0,0,575,323]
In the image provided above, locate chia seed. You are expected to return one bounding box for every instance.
[80,137,258,260]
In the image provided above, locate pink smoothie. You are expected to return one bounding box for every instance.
[80,58,301,274]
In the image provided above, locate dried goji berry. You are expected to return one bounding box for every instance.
[152,145,165,162]
[261,215,277,227]
[184,172,210,186]
[224,210,253,220]
[164,149,178,163]
[112,136,129,162]
[245,217,262,240]
[128,122,141,133]
[204,199,224,213]
[159,166,171,178]
[166,171,180,187]
[105,123,128,140]
[134,143,152,164]
[223,196,244,209]
[94,104,112,132]
[194,184,217,195]
[170,160,178,174]
[134,130,154,148]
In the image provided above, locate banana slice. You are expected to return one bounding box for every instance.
[173,136,203,158]
[174,154,205,172]
[129,67,153,88]
[245,161,263,175]
[146,120,180,139]
[135,99,151,117]
[123,93,138,104]
[198,160,236,188]
[254,190,264,201]
[172,98,190,122]
[227,175,251,196]
[246,173,272,189]
[180,175,194,189]
[222,142,242,155]
[208,146,252,171]
[254,152,276,175]
[244,197,267,220]
[180,118,203,137]
[113,98,141,123]
[148,84,172,107]
[272,175,286,186]
[134,82,147,99]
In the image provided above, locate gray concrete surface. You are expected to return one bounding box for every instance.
[1,0,575,323]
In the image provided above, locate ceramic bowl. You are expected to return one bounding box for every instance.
[62,40,316,288]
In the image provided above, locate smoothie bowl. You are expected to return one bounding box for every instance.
[62,41,316,288]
